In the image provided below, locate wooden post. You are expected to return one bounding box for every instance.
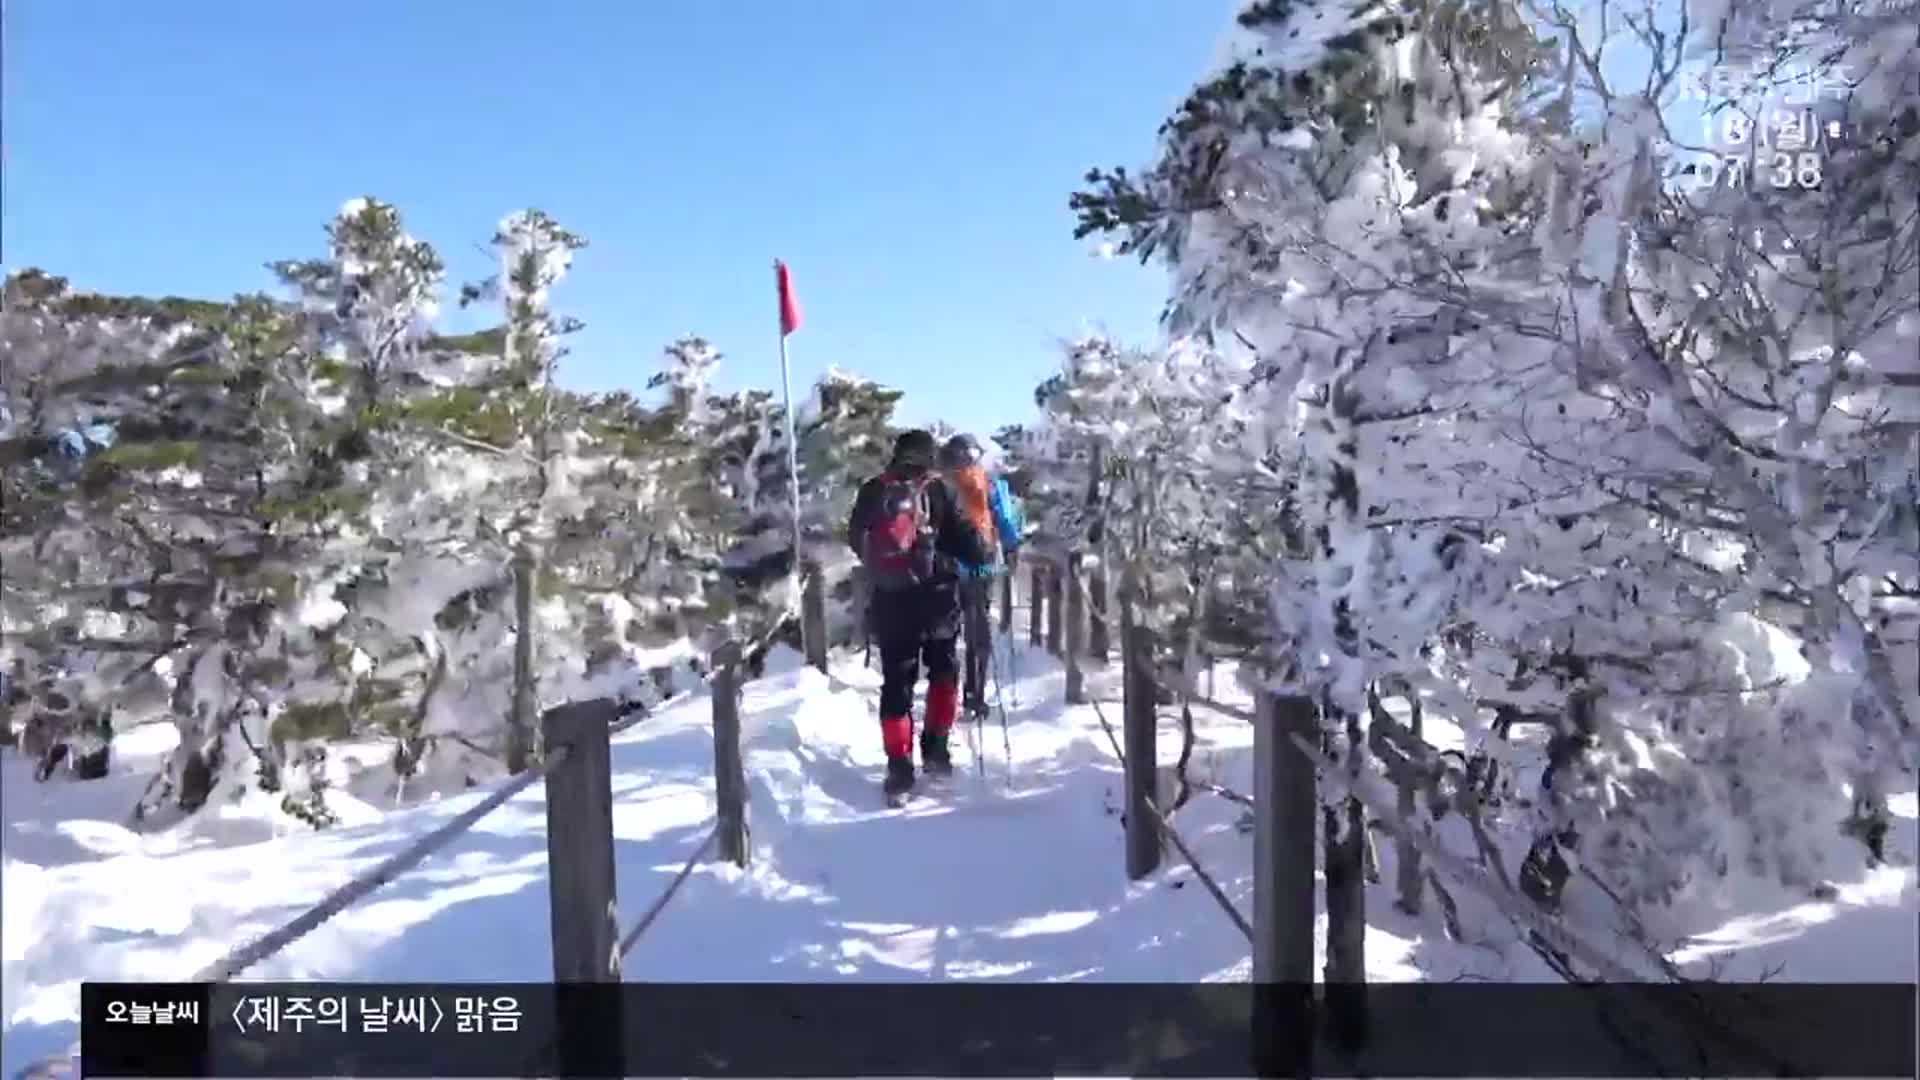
[1064,554,1086,705]
[543,699,623,1077]
[1087,555,1110,662]
[999,558,1014,635]
[1029,562,1046,647]
[800,557,829,674]
[544,699,620,981]
[1252,690,1319,1077]
[1396,693,1426,915]
[1123,622,1161,879]
[710,639,751,867]
[1323,700,1369,1052]
[1046,563,1064,657]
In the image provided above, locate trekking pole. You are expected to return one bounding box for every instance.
[986,632,1014,791]
[1006,653,1021,787]
[1004,597,1021,710]
[861,576,875,671]
[974,681,986,781]
[972,585,989,781]
[863,595,875,671]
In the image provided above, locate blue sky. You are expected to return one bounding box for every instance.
[4,1,1224,436]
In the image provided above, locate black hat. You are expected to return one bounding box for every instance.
[939,433,983,468]
[892,429,938,466]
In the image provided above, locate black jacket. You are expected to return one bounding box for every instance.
[847,447,991,639]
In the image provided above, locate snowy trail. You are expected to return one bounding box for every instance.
[0,643,1250,1065]
[620,646,1262,982]
[4,642,1916,1069]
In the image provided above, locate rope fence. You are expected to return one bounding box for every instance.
[191,730,600,983]
[605,611,796,956]
[1026,555,1257,941]
[1083,687,1253,941]
[13,584,805,1080]
[618,826,721,958]
[16,526,1802,1078]
[1005,528,1826,1074]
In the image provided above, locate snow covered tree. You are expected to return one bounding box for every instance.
[0,255,413,824]
[638,339,906,658]
[3,192,935,837]
[1068,0,1919,957]
[428,209,591,772]
[1061,0,1895,981]
[1512,0,1920,891]
[1073,0,1556,699]
[0,270,227,789]
[1026,335,1258,681]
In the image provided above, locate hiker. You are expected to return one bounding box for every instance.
[938,433,1025,719]
[847,429,993,797]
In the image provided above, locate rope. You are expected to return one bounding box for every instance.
[1043,547,1791,1055]
[1053,567,1253,810]
[1195,778,1253,807]
[1031,555,1250,937]
[602,607,801,956]
[187,683,697,985]
[12,602,802,1080]
[1154,794,1256,940]
[190,742,580,983]
[1082,690,1253,943]
[618,825,721,958]
[1280,729,1818,1071]
[183,605,797,986]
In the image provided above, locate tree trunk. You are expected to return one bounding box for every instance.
[1085,444,1110,662]
[508,541,536,774]
[1181,568,1208,700]
[1029,563,1045,647]
[1064,553,1086,705]
[1520,682,1595,914]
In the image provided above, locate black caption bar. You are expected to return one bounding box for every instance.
[81,980,1917,1077]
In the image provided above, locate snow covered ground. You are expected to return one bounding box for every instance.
[4,640,1915,1070]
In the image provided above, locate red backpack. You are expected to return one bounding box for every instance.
[861,470,938,589]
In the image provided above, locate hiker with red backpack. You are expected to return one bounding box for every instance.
[847,429,993,800]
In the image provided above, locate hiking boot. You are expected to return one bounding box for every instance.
[919,730,954,777]
[883,755,916,795]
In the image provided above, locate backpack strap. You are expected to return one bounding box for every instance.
[911,474,937,546]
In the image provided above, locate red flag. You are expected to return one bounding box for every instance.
[776,260,802,336]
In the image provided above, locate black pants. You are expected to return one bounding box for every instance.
[959,576,993,712]
[878,631,959,720]
[870,581,963,722]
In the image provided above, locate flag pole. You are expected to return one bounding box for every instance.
[776,262,807,657]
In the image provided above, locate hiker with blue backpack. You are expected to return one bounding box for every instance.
[847,430,993,800]
[937,433,1024,720]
